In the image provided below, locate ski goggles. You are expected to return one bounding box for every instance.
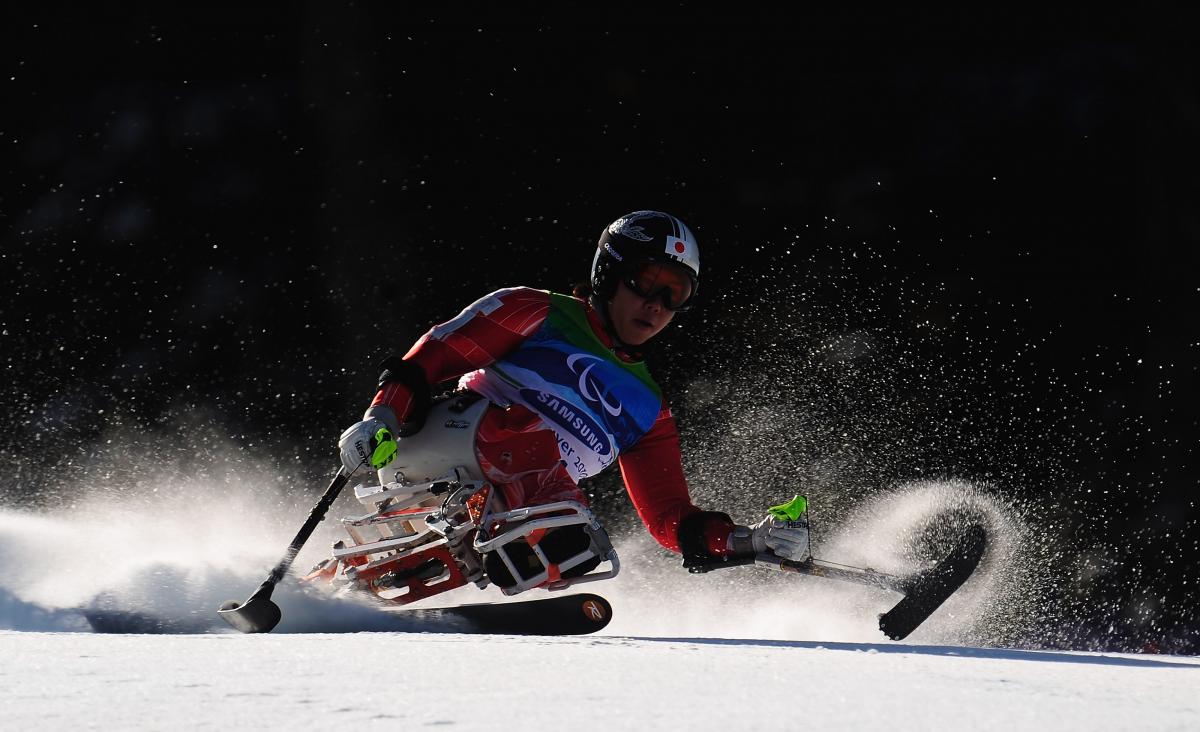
[623,261,697,311]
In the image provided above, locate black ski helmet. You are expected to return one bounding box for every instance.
[590,211,700,308]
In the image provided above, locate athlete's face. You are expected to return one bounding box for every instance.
[608,280,676,345]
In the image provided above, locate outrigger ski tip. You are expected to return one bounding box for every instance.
[754,523,988,641]
[218,466,352,634]
[218,580,283,634]
[878,523,988,640]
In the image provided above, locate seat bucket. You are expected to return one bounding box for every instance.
[376,393,490,486]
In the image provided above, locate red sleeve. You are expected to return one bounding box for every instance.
[372,288,550,419]
[619,401,734,555]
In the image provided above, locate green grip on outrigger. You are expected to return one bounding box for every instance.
[768,495,808,521]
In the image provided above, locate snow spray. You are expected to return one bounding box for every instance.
[0,427,479,634]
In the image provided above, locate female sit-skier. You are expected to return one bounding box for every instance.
[337,210,809,587]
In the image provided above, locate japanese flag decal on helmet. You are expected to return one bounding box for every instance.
[664,234,698,274]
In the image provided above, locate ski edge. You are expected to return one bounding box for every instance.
[384,592,614,636]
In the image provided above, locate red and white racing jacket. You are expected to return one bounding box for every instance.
[371,287,735,559]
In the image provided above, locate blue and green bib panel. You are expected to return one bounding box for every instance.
[464,292,663,481]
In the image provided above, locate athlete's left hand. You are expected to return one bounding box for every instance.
[337,414,398,474]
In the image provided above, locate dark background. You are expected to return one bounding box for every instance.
[2,7,1197,650]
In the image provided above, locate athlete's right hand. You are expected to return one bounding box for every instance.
[338,408,400,474]
[747,514,811,561]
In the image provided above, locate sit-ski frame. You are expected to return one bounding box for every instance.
[305,467,619,605]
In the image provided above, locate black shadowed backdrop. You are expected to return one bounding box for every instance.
[1,7,1196,651]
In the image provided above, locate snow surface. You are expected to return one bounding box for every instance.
[2,477,1197,729]
[3,631,1198,730]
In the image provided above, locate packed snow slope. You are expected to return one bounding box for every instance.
[3,631,1198,730]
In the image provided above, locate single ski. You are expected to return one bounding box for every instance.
[86,593,612,635]
[380,592,613,636]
